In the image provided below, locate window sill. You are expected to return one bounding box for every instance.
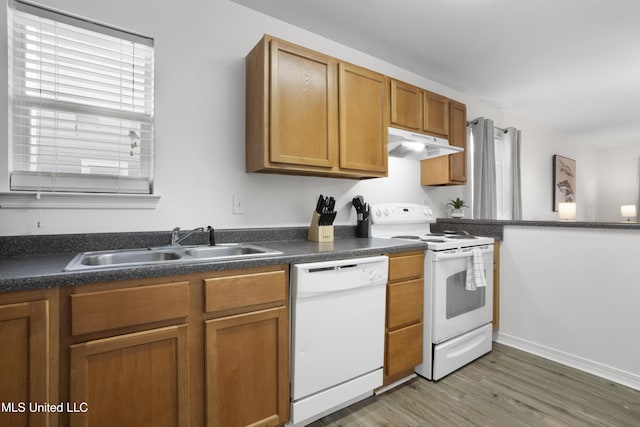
[0,191,161,209]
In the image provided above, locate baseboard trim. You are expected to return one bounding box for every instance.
[495,332,640,392]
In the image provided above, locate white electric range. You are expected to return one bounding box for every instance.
[370,203,495,381]
[369,202,494,249]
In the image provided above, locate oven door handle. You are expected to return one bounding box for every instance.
[432,246,493,261]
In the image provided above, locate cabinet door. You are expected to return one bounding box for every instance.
[0,300,50,427]
[270,39,338,168]
[338,63,387,175]
[389,79,421,131]
[448,100,467,183]
[422,91,449,137]
[206,307,289,427]
[69,325,189,427]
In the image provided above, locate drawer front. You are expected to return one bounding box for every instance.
[385,322,423,378]
[71,282,189,336]
[205,270,287,315]
[387,278,423,330]
[388,252,424,282]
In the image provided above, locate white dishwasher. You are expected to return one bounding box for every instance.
[289,255,388,426]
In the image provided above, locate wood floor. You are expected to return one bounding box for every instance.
[309,343,640,426]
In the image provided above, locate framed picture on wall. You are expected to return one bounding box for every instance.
[553,155,576,211]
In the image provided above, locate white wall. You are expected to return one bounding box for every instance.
[594,144,640,222]
[0,0,503,236]
[502,111,599,221]
[498,225,640,390]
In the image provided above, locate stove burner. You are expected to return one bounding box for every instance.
[423,238,446,243]
[447,235,477,239]
[391,235,421,240]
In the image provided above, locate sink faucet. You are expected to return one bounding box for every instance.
[171,226,204,246]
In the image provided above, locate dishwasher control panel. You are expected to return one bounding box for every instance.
[291,256,389,299]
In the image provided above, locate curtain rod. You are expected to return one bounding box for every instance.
[466,119,507,133]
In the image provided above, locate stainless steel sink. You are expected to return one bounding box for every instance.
[64,244,282,271]
[184,245,273,258]
[79,249,182,266]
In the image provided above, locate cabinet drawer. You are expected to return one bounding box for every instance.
[205,270,287,315]
[388,252,424,282]
[385,322,423,378]
[71,282,189,336]
[387,278,423,330]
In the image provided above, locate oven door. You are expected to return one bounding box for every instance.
[429,245,493,344]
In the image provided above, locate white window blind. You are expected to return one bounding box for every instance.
[8,0,154,194]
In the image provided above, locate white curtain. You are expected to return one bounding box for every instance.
[507,127,523,220]
[471,118,496,219]
[470,118,522,220]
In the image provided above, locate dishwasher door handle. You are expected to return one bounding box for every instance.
[296,279,384,298]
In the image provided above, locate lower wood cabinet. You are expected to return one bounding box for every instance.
[69,325,189,427]
[382,251,424,386]
[205,307,288,427]
[0,289,56,427]
[204,267,289,427]
[56,264,289,427]
[385,322,423,378]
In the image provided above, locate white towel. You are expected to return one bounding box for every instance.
[465,248,487,291]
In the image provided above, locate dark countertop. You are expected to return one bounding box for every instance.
[434,218,640,241]
[437,218,640,229]
[0,234,427,293]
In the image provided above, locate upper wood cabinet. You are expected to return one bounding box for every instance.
[338,62,388,174]
[389,79,449,138]
[267,39,338,169]
[389,79,421,131]
[423,90,449,137]
[246,35,387,179]
[421,99,467,185]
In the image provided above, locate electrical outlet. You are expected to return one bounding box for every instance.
[233,194,246,215]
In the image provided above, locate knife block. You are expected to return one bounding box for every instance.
[308,211,334,242]
[356,218,370,238]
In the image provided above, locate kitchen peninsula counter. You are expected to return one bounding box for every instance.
[435,217,640,391]
[433,218,640,240]
[0,227,427,292]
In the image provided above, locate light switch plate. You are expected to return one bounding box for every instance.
[233,194,246,215]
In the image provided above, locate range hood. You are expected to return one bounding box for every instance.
[387,127,463,160]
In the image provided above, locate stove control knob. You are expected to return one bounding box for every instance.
[375,209,382,217]
[383,208,389,216]
[368,270,377,281]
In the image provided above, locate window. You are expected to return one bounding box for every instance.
[8,0,154,194]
